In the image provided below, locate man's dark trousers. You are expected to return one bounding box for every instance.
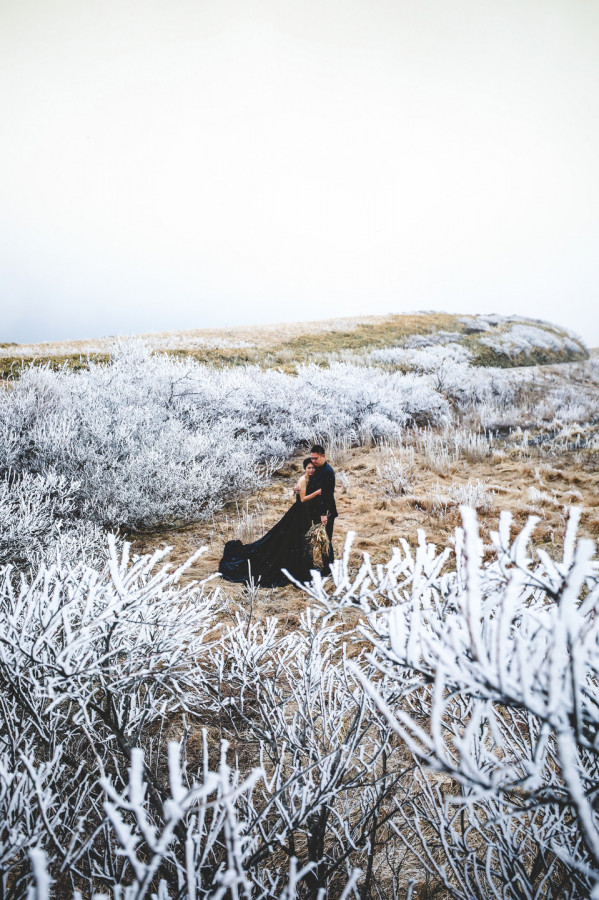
[311,460,337,575]
[322,518,335,575]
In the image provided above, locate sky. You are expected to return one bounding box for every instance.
[1,0,598,345]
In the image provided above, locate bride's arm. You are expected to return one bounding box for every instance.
[299,478,322,502]
[302,488,322,502]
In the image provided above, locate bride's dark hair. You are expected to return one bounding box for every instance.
[303,458,313,470]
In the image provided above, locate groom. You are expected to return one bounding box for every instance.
[308,444,338,575]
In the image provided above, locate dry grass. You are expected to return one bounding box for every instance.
[1,313,450,358]
[0,352,111,380]
[3,312,586,378]
[2,312,462,377]
[130,425,599,633]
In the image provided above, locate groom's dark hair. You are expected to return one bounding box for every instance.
[310,444,326,455]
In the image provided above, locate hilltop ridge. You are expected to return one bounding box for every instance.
[0,311,587,378]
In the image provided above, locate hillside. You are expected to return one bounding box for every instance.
[0,311,588,378]
[133,370,599,626]
[2,310,596,584]
[1,311,599,899]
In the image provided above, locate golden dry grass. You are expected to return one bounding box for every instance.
[1,313,448,357]
[2,312,460,378]
[130,428,599,633]
[2,312,587,377]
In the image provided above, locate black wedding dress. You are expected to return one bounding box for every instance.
[219,493,316,587]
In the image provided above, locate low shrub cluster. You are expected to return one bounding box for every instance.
[0,342,448,531]
[1,512,598,898]
[479,322,586,364]
[0,471,107,570]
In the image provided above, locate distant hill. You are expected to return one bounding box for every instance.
[0,312,587,378]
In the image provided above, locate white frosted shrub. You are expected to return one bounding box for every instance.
[477,313,510,327]
[370,341,471,371]
[448,478,495,511]
[416,427,456,473]
[532,380,599,426]
[0,540,223,898]
[584,355,599,384]
[404,329,465,347]
[336,469,351,494]
[449,366,519,408]
[481,323,585,359]
[370,342,523,410]
[471,367,599,432]
[306,510,599,899]
[376,448,413,495]
[2,540,404,898]
[5,509,599,898]
[0,471,107,569]
[0,345,448,529]
[298,362,449,433]
[448,425,493,459]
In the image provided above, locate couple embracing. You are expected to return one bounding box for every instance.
[218,445,338,587]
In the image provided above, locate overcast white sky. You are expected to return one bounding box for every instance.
[1,0,598,344]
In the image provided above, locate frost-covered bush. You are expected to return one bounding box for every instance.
[448,366,520,409]
[370,342,523,410]
[458,316,493,333]
[0,471,106,568]
[581,354,599,385]
[481,323,585,360]
[528,485,560,509]
[467,365,599,432]
[416,425,496,472]
[0,344,448,529]
[0,540,214,898]
[530,377,599,426]
[416,427,456,473]
[225,499,267,543]
[448,425,494,459]
[5,509,599,898]
[371,343,472,369]
[403,330,465,348]
[376,448,414,495]
[300,361,449,437]
[448,478,495,511]
[1,540,408,899]
[307,510,599,899]
[428,478,495,516]
[336,468,351,494]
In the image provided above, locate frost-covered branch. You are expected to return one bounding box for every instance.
[318,510,599,898]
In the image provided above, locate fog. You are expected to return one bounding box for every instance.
[1,0,598,344]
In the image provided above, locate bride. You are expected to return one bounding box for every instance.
[218,459,322,586]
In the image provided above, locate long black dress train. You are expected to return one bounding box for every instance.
[218,493,316,587]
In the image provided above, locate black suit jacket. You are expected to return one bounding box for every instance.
[310,462,338,521]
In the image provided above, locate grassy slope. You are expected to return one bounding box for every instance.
[0,311,587,378]
[131,420,599,632]
[4,311,594,628]
[127,344,599,634]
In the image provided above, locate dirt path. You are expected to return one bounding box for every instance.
[130,433,599,629]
